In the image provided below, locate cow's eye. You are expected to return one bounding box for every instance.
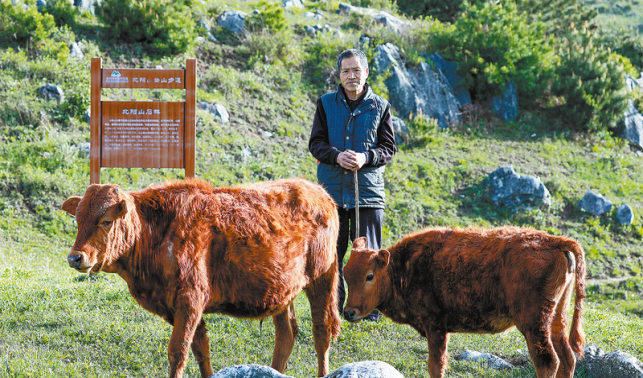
[366,273,374,282]
[100,220,113,228]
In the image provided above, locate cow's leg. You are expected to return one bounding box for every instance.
[191,319,214,378]
[271,302,297,373]
[305,266,340,377]
[168,306,204,378]
[551,285,576,378]
[520,326,559,378]
[425,329,450,378]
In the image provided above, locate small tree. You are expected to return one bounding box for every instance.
[552,26,629,132]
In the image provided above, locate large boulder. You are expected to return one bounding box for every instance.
[455,350,514,371]
[70,42,84,59]
[491,82,518,121]
[427,52,471,106]
[581,344,643,378]
[578,190,612,216]
[619,75,643,149]
[217,10,248,36]
[208,364,294,378]
[374,43,461,128]
[325,361,404,378]
[200,102,230,123]
[37,84,65,103]
[616,204,635,225]
[488,166,551,212]
[391,116,410,145]
[337,3,410,33]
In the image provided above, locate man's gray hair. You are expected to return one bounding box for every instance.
[337,49,368,73]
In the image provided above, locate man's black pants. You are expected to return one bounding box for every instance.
[336,207,383,313]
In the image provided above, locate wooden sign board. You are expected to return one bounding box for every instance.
[90,58,196,184]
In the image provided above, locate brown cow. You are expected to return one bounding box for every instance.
[61,178,341,378]
[343,227,586,378]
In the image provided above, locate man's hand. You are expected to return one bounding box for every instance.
[337,150,367,171]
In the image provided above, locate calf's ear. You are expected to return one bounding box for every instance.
[62,197,82,216]
[352,237,368,250]
[376,249,390,268]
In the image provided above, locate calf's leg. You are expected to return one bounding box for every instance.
[520,327,560,378]
[168,306,205,378]
[191,319,214,378]
[551,285,576,378]
[305,266,340,377]
[271,301,298,373]
[425,329,450,378]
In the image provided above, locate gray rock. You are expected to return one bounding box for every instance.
[488,166,551,212]
[240,146,252,160]
[325,361,404,378]
[374,43,461,128]
[303,11,323,20]
[581,344,643,378]
[37,84,65,103]
[73,142,91,158]
[74,0,100,15]
[427,52,471,106]
[620,76,643,149]
[197,36,206,44]
[36,0,46,10]
[305,25,317,36]
[616,204,635,225]
[70,42,84,59]
[208,364,294,378]
[262,131,273,138]
[283,0,303,8]
[456,350,514,371]
[491,82,518,121]
[217,10,248,36]
[358,34,370,50]
[198,20,211,33]
[337,3,410,32]
[578,190,612,216]
[200,102,229,123]
[391,116,409,145]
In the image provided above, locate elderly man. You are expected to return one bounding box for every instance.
[309,49,397,320]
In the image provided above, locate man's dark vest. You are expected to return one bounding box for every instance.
[317,85,388,209]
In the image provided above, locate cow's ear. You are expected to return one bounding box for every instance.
[62,197,81,216]
[376,249,390,268]
[352,237,367,250]
[104,200,128,221]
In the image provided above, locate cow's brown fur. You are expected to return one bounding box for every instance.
[62,178,341,378]
[343,227,586,378]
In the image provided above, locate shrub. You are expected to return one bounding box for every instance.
[96,0,196,55]
[240,29,303,68]
[599,27,643,73]
[551,27,629,132]
[433,0,556,105]
[42,0,77,28]
[246,1,287,33]
[0,0,56,45]
[396,0,467,22]
[514,0,597,37]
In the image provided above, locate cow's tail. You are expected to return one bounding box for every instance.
[566,240,586,357]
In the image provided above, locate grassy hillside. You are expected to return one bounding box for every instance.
[1,0,643,376]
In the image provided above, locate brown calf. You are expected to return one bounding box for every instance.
[62,178,341,378]
[343,227,586,378]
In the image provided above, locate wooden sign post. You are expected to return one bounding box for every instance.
[90,58,196,184]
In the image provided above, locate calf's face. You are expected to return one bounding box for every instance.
[343,237,390,322]
[62,184,130,274]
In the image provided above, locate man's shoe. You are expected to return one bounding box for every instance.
[364,310,382,321]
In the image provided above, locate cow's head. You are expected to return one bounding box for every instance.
[343,237,390,322]
[62,184,137,274]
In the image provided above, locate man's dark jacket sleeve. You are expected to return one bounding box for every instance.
[309,98,397,166]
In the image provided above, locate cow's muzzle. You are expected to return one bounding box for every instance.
[67,254,83,268]
[343,309,360,322]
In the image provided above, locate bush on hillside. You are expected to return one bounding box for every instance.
[239,29,303,68]
[551,27,629,132]
[96,0,196,55]
[433,0,556,105]
[600,27,643,73]
[42,0,78,28]
[514,0,597,37]
[397,0,467,22]
[246,1,287,33]
[0,0,56,45]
